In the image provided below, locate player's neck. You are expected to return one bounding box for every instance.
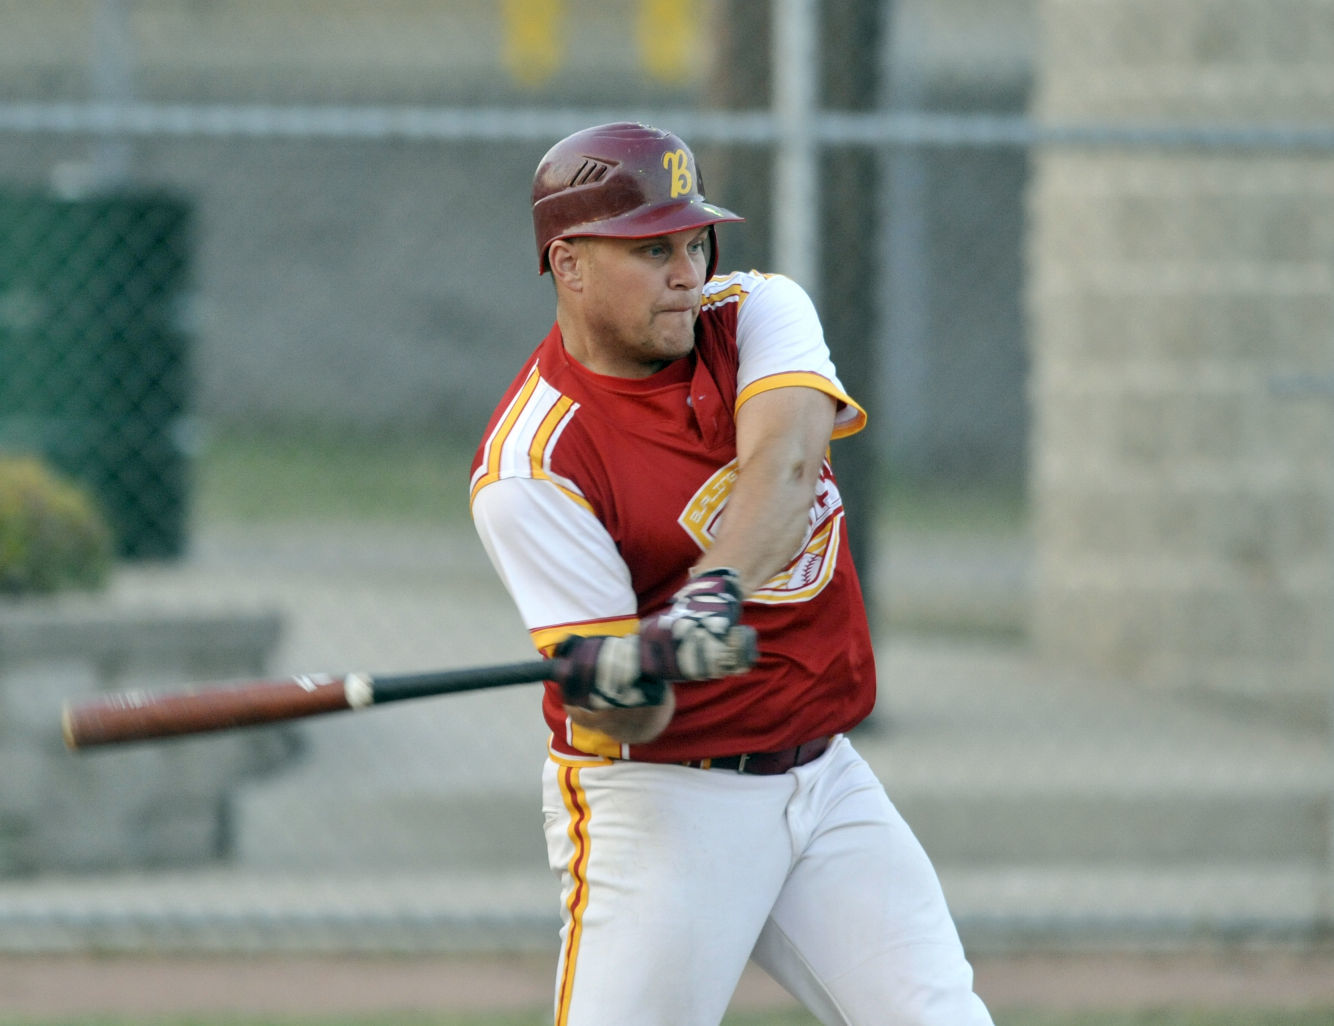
[555,314,672,380]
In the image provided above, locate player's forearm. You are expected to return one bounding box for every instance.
[565,689,676,744]
[696,457,819,593]
[695,387,836,595]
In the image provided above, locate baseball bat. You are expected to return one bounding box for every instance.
[62,659,555,750]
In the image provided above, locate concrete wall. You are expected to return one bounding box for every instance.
[0,605,286,874]
[1027,0,1334,718]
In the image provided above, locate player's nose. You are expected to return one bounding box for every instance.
[667,246,706,289]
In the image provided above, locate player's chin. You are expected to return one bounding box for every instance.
[565,686,676,745]
[648,325,697,360]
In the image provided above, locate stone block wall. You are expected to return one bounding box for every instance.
[1028,0,1334,718]
[0,605,288,875]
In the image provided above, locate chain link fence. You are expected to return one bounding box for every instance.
[0,0,1332,965]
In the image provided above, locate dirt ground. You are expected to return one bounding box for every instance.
[2,948,1334,1019]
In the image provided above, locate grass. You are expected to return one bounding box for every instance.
[3,1011,1334,1026]
[881,472,1028,537]
[194,429,475,526]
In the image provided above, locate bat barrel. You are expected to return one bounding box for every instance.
[61,660,558,750]
[62,675,357,749]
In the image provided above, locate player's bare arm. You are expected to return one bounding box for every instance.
[564,688,676,744]
[697,384,838,594]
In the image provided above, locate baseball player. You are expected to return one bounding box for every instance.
[470,122,993,1026]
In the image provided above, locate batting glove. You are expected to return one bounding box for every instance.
[640,568,758,681]
[552,634,668,710]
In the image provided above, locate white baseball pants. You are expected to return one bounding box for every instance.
[541,734,995,1026]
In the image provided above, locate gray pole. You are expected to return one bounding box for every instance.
[880,0,931,473]
[771,0,819,301]
[1268,367,1334,926]
[91,0,134,187]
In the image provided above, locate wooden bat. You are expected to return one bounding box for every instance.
[62,659,556,750]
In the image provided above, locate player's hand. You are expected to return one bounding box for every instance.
[551,634,669,710]
[640,568,758,681]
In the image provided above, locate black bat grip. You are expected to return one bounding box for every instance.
[368,660,557,704]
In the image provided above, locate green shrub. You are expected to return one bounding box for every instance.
[0,455,114,595]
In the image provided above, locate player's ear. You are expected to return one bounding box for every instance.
[548,239,584,291]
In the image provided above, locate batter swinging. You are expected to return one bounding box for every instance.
[470,122,994,1026]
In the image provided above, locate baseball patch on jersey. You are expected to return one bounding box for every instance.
[677,460,844,604]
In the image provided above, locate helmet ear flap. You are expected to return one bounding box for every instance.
[705,225,721,280]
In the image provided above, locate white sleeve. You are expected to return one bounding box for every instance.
[733,273,864,435]
[472,476,637,638]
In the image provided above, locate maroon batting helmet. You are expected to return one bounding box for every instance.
[532,122,743,277]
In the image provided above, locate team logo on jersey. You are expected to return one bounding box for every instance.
[662,148,693,198]
[678,462,736,547]
[677,459,843,604]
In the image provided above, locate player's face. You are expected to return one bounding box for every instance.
[556,227,710,378]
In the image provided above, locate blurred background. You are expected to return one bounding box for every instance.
[1,0,1332,1020]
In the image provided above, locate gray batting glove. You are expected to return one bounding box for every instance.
[640,568,759,680]
[552,634,668,710]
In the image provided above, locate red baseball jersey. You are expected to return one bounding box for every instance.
[470,270,876,762]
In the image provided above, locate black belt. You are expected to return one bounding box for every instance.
[683,735,832,775]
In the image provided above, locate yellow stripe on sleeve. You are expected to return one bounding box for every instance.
[528,395,594,514]
[470,367,595,515]
[736,371,867,438]
[469,366,544,506]
[701,280,748,310]
[531,616,639,656]
[535,619,638,760]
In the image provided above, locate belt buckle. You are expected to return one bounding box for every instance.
[735,753,750,774]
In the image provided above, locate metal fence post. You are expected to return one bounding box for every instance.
[880,0,931,471]
[89,0,134,188]
[1266,356,1334,927]
[771,0,819,302]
